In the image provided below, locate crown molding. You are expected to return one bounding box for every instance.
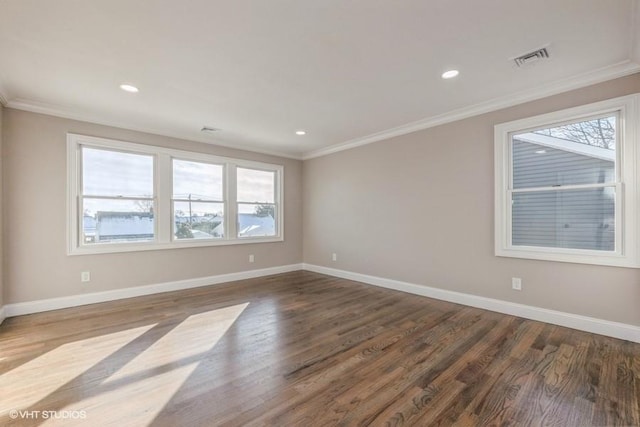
[4,60,639,162]
[5,98,303,160]
[302,60,640,160]
[631,0,640,63]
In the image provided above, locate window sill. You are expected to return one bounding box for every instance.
[495,246,638,268]
[68,236,284,256]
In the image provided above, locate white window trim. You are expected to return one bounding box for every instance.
[67,133,284,255]
[494,94,640,268]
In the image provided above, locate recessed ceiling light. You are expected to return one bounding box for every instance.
[441,70,459,79]
[295,130,306,135]
[119,84,139,93]
[535,149,547,154]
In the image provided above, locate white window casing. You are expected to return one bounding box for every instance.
[67,133,284,255]
[494,94,640,267]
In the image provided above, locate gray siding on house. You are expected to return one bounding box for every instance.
[512,139,614,189]
[511,138,615,251]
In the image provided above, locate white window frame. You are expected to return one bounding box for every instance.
[494,94,640,267]
[68,134,284,255]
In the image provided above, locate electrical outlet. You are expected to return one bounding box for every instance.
[512,277,522,291]
[332,253,337,262]
[81,271,91,283]
[249,254,255,263]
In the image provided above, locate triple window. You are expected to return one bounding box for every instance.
[69,134,283,254]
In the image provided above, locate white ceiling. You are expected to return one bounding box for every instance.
[1,0,639,159]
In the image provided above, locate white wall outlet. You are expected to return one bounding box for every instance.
[332,253,337,262]
[512,277,522,291]
[81,271,91,283]
[249,254,255,263]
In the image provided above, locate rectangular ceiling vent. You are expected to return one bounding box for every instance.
[513,47,549,67]
[201,126,220,133]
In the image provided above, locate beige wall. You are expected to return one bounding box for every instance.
[303,73,640,326]
[4,74,640,326]
[0,104,3,308]
[3,109,302,303]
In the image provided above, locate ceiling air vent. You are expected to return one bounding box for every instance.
[201,126,220,133]
[513,47,549,67]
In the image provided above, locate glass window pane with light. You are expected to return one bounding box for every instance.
[510,114,617,252]
[512,187,615,251]
[81,147,155,245]
[236,167,277,237]
[172,159,225,240]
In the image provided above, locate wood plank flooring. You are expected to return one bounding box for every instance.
[0,270,639,426]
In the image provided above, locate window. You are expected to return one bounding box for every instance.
[172,159,225,240]
[68,134,283,254]
[237,167,277,238]
[495,94,640,267]
[81,148,155,244]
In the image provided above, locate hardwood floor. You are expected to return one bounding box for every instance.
[1,270,639,426]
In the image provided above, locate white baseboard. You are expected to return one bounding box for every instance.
[4,262,639,344]
[4,264,303,318]
[302,263,640,343]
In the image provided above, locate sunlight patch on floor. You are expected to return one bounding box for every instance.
[0,324,156,415]
[49,303,249,426]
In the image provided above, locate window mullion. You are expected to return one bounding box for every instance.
[227,163,238,239]
[156,153,172,244]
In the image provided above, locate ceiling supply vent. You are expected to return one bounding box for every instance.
[513,47,550,67]
[201,126,219,133]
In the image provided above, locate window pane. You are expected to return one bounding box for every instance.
[83,147,154,197]
[237,203,276,237]
[237,168,275,203]
[83,198,154,244]
[512,115,616,189]
[512,187,615,251]
[173,160,223,201]
[174,201,224,239]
